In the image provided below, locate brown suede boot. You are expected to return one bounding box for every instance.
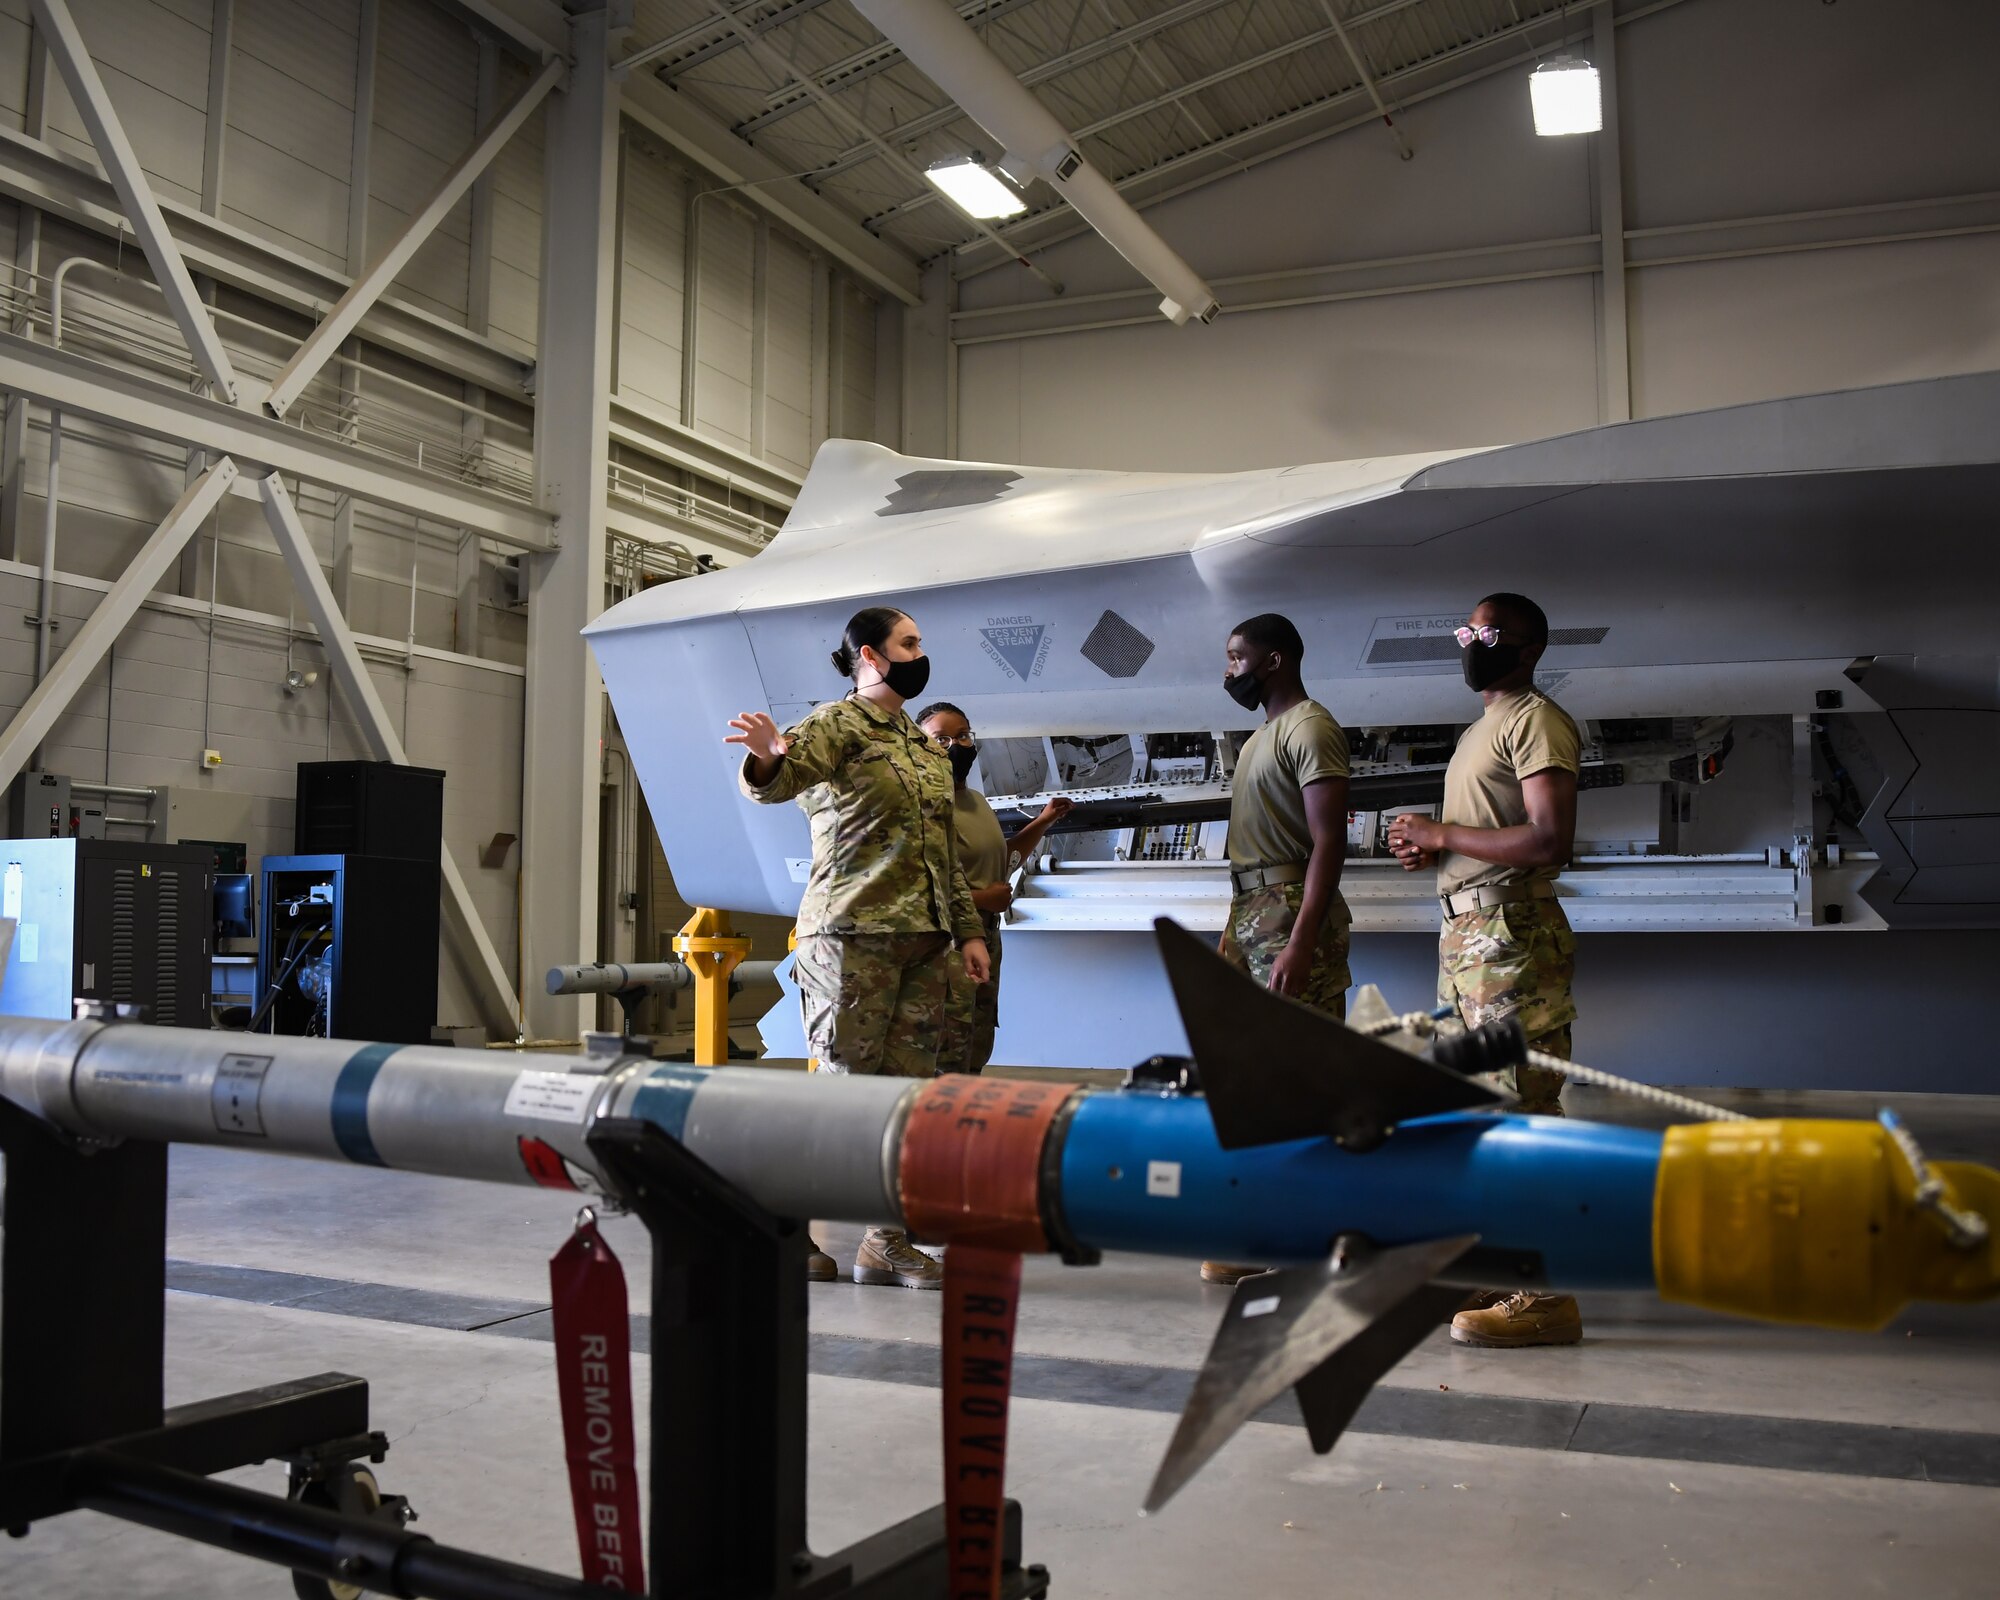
[1450,1291,1583,1347]
[854,1228,944,1289]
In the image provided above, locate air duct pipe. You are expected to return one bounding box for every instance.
[848,0,1221,326]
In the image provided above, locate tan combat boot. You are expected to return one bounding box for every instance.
[854,1228,945,1289]
[1200,1262,1272,1286]
[1449,1290,1583,1347]
[806,1248,838,1282]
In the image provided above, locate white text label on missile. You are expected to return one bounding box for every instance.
[1147,1161,1183,1198]
[505,1070,596,1123]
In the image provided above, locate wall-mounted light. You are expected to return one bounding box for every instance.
[283,667,319,696]
[1530,55,1602,135]
[923,156,1028,220]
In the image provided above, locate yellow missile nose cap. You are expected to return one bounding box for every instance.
[1653,1117,1999,1332]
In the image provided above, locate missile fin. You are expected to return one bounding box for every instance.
[1153,917,1505,1150]
[1143,1233,1479,1513]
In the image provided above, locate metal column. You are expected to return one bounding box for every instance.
[1593,3,1631,424]
[522,7,619,1042]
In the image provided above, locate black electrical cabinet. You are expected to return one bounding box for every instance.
[256,854,439,1044]
[295,761,444,863]
[74,841,213,1028]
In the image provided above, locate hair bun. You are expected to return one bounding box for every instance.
[831,646,854,676]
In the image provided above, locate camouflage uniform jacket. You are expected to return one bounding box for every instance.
[741,693,984,945]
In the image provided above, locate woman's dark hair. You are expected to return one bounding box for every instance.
[831,606,909,678]
[914,701,967,727]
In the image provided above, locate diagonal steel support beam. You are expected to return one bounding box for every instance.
[31,0,242,405]
[0,456,239,794]
[0,332,554,548]
[266,54,564,420]
[259,476,523,1038]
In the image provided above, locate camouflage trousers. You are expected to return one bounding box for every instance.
[1436,898,1576,1115]
[938,915,1002,1074]
[796,932,952,1077]
[1219,883,1352,1020]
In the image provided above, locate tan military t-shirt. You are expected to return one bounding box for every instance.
[1435,688,1581,897]
[953,787,1011,892]
[1227,700,1350,871]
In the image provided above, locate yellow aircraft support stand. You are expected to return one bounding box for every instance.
[674,907,753,1067]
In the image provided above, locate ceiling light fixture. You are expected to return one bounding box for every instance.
[1530,55,1602,135]
[923,156,1028,220]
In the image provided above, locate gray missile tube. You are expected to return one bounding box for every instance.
[544,960,783,997]
[0,1016,917,1227]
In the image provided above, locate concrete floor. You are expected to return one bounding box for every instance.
[5,1081,1998,1598]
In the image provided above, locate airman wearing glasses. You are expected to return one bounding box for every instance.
[915,702,1073,1073]
[1387,592,1583,1349]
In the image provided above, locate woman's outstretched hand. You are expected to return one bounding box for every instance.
[726,712,789,762]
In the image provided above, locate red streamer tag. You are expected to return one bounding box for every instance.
[942,1245,1023,1600]
[550,1215,645,1593]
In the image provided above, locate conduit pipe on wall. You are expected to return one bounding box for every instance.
[847,0,1221,326]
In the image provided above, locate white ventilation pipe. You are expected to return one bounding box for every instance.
[849,0,1221,326]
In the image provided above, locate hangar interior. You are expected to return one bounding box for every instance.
[0,0,1994,1597]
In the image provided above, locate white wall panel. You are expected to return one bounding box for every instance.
[1629,232,2000,419]
[692,197,755,450]
[222,0,357,270]
[617,130,687,415]
[1619,0,2000,231]
[763,232,815,475]
[0,0,31,133]
[958,276,1598,472]
[837,280,875,443]
[369,0,476,321]
[485,56,544,357]
[41,0,210,210]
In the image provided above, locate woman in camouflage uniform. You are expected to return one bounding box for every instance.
[728,605,990,1290]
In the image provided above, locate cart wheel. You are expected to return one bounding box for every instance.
[289,1466,382,1600]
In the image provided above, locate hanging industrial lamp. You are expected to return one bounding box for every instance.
[1530,54,1603,135]
[923,155,1028,219]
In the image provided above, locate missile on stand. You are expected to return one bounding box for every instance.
[2,921,1993,1511]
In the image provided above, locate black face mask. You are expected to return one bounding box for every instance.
[1461,639,1523,692]
[947,744,979,784]
[869,653,931,700]
[1223,665,1266,711]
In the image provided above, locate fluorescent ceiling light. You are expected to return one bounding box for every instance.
[924,158,1028,220]
[1530,55,1602,136]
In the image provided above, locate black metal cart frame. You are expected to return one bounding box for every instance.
[0,1099,1049,1599]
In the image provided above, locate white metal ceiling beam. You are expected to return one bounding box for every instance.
[259,475,523,1038]
[0,455,239,795]
[779,0,1240,173]
[30,0,243,406]
[702,0,1062,294]
[878,0,1443,236]
[851,0,1214,320]
[266,55,563,421]
[0,332,555,549]
[732,0,1041,131]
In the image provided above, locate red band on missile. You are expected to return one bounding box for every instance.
[899,1075,1079,1252]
